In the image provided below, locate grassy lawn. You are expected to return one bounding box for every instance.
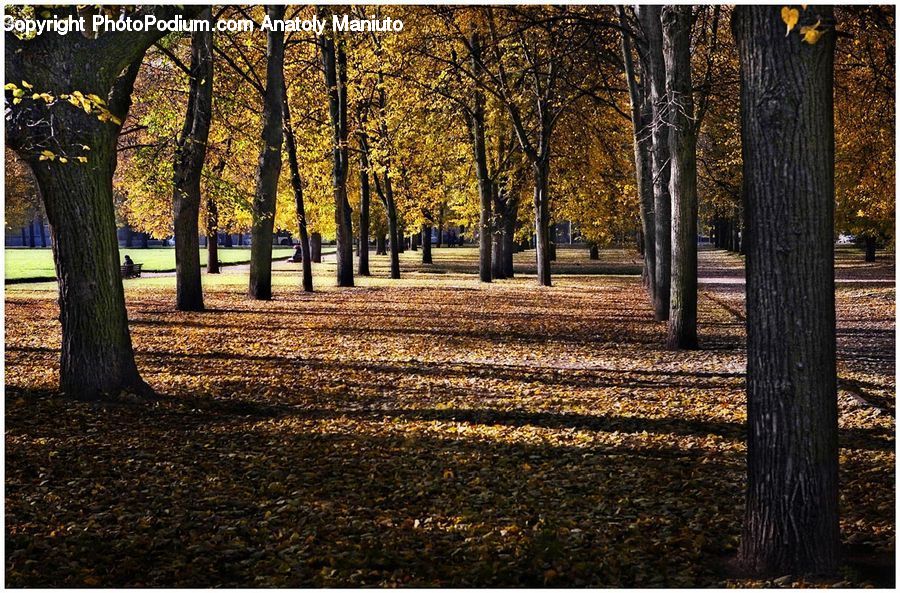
[4,246,296,282]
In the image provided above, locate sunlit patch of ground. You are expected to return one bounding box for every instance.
[5,247,894,587]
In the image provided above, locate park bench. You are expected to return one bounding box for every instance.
[120,263,143,279]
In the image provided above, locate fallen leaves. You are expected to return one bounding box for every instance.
[4,248,895,586]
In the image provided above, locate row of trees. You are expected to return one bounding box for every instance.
[4,4,894,580]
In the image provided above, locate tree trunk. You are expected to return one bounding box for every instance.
[422,224,432,264]
[864,236,877,262]
[731,216,741,253]
[370,168,401,279]
[29,134,148,398]
[502,209,516,277]
[20,227,26,248]
[3,7,202,398]
[663,5,698,350]
[467,32,492,283]
[410,232,418,251]
[28,218,36,248]
[172,10,213,311]
[734,5,840,576]
[320,22,353,288]
[620,6,657,296]
[310,232,322,262]
[491,183,506,279]
[375,234,386,255]
[206,197,220,274]
[357,140,371,276]
[589,243,599,260]
[282,82,313,292]
[249,5,286,300]
[640,6,672,321]
[532,159,553,286]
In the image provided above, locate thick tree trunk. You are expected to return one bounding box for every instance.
[589,243,599,260]
[4,7,199,398]
[640,6,672,321]
[30,138,148,398]
[864,236,877,262]
[28,219,36,248]
[282,82,313,292]
[375,234,386,255]
[172,10,213,311]
[422,224,432,264]
[249,5,285,300]
[310,232,322,263]
[663,5,698,350]
[357,141,371,276]
[533,160,552,286]
[410,232,418,251]
[320,24,353,287]
[734,6,840,576]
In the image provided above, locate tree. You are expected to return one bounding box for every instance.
[733,5,840,576]
[834,6,895,261]
[319,7,354,288]
[172,9,213,311]
[282,80,314,292]
[637,6,672,320]
[5,5,200,398]
[662,6,699,349]
[248,5,286,300]
[619,7,656,296]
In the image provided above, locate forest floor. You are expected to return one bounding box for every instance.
[5,246,895,587]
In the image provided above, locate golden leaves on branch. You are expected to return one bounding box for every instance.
[781,6,826,44]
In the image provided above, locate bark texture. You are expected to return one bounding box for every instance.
[733,5,840,576]
[620,6,657,296]
[172,9,213,311]
[357,138,371,276]
[249,5,285,300]
[320,22,353,287]
[662,6,698,349]
[5,5,201,398]
[639,6,672,320]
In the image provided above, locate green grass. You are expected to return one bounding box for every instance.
[5,246,296,282]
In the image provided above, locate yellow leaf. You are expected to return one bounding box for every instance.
[76,156,88,163]
[21,80,33,90]
[800,19,823,44]
[781,7,800,36]
[58,157,68,163]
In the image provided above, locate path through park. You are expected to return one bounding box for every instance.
[5,247,894,587]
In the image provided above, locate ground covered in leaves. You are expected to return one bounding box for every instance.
[5,247,895,587]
